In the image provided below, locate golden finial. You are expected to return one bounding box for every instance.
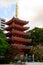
[15,2,18,18]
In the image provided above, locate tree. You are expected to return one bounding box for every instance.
[26,27,43,61]
[30,45,43,62]
[26,27,43,46]
[0,29,9,56]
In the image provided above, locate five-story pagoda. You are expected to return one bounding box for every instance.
[4,3,32,58]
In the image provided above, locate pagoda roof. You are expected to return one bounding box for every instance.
[5,30,31,38]
[10,36,32,43]
[13,44,32,50]
[5,17,29,26]
[4,23,29,31]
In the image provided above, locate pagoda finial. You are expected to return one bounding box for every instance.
[15,2,18,18]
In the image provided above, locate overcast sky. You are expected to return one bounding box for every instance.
[0,0,43,29]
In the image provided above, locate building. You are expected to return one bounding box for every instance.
[4,17,32,58]
[0,18,5,30]
[4,2,32,60]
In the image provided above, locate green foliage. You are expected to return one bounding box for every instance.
[26,27,43,61]
[27,27,43,46]
[0,29,9,56]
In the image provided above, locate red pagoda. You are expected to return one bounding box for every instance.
[4,17,32,54]
[4,3,32,58]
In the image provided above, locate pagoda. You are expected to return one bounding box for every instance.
[4,3,32,57]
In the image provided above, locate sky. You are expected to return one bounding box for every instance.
[0,0,43,29]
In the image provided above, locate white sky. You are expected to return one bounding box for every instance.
[0,0,43,29]
[18,0,43,29]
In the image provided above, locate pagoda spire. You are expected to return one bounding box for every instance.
[15,2,18,18]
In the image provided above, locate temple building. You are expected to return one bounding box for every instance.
[4,2,32,59]
[0,18,5,30]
